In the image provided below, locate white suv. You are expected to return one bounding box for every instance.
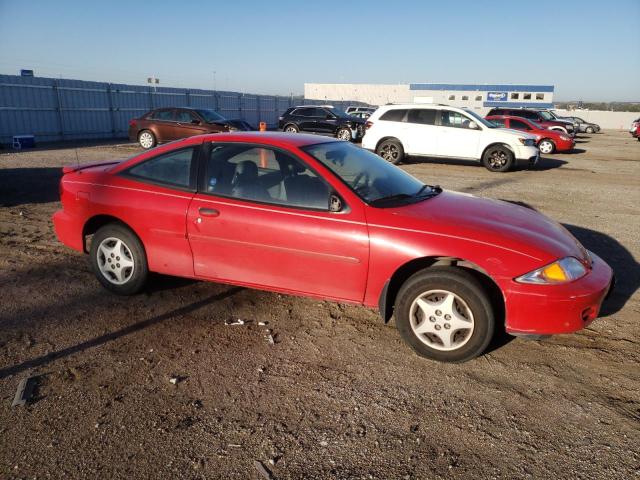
[362,104,539,172]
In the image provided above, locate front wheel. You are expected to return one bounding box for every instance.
[395,267,495,363]
[89,224,148,295]
[538,139,556,154]
[482,145,514,172]
[376,139,404,164]
[585,126,594,134]
[336,127,352,141]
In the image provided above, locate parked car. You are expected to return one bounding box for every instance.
[533,109,581,133]
[362,104,539,172]
[486,115,575,154]
[557,116,600,134]
[630,118,640,140]
[278,105,365,141]
[486,108,576,135]
[53,132,614,362]
[346,106,376,115]
[128,108,253,149]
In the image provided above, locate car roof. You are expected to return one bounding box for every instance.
[196,131,341,147]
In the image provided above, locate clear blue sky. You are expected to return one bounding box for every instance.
[0,0,638,101]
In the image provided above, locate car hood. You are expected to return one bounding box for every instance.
[385,191,588,264]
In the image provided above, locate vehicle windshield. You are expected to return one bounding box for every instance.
[464,109,497,128]
[301,141,440,207]
[327,107,349,117]
[538,111,555,120]
[196,109,227,123]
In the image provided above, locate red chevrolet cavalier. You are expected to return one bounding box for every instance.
[53,133,613,362]
[486,115,575,154]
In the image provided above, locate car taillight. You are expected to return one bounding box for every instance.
[129,119,137,127]
[365,121,373,130]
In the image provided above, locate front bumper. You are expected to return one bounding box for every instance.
[504,251,614,335]
[515,145,539,164]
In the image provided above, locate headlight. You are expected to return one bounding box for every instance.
[515,257,587,285]
[518,138,535,146]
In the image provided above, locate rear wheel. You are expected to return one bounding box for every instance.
[395,267,495,363]
[138,130,156,149]
[89,224,148,295]
[376,139,404,164]
[538,139,556,154]
[482,145,514,172]
[283,124,299,133]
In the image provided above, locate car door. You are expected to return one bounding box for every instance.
[436,110,482,159]
[173,109,210,139]
[296,108,317,132]
[186,142,370,302]
[316,107,338,133]
[403,108,438,156]
[151,109,179,142]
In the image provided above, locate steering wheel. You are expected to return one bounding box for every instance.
[352,171,370,193]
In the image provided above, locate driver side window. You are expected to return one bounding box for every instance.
[203,144,330,210]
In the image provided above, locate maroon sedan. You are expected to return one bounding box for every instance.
[53,133,613,363]
[129,107,252,149]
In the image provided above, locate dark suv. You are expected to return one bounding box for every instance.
[129,108,253,149]
[486,108,575,135]
[278,105,366,141]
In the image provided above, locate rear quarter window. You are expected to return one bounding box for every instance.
[379,109,408,122]
[125,147,195,190]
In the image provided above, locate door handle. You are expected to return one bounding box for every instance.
[198,207,220,217]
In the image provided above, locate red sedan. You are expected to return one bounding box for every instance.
[53,133,613,362]
[486,115,575,154]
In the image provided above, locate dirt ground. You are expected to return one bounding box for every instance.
[0,131,638,479]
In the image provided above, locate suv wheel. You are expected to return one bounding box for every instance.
[482,145,514,172]
[336,127,352,141]
[89,224,148,295]
[138,130,156,149]
[376,139,404,164]
[538,139,556,154]
[395,267,495,363]
[283,124,299,133]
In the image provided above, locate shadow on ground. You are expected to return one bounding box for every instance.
[0,168,63,206]
[404,156,568,171]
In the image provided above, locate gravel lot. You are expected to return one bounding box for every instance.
[1,131,639,479]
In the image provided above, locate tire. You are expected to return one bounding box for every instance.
[283,124,299,133]
[336,127,352,141]
[395,267,495,363]
[89,224,148,295]
[585,126,594,134]
[138,130,156,149]
[376,139,404,164]
[481,145,514,172]
[538,139,556,154]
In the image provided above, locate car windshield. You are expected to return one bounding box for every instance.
[196,109,227,123]
[301,141,440,207]
[538,111,554,120]
[327,107,348,117]
[463,109,497,128]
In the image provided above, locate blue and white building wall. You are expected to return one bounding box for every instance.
[304,83,555,112]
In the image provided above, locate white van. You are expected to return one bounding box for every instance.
[362,104,539,172]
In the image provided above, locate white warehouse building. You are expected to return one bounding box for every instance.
[304,83,555,112]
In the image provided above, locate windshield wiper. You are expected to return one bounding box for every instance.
[369,193,413,206]
[415,184,442,197]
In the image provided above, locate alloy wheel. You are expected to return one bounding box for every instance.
[96,237,135,285]
[380,143,399,161]
[409,289,475,351]
[139,132,154,149]
[539,140,554,154]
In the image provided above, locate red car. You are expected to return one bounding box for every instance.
[486,115,575,154]
[53,133,613,362]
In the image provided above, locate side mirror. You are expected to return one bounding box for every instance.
[468,121,479,130]
[329,193,343,213]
